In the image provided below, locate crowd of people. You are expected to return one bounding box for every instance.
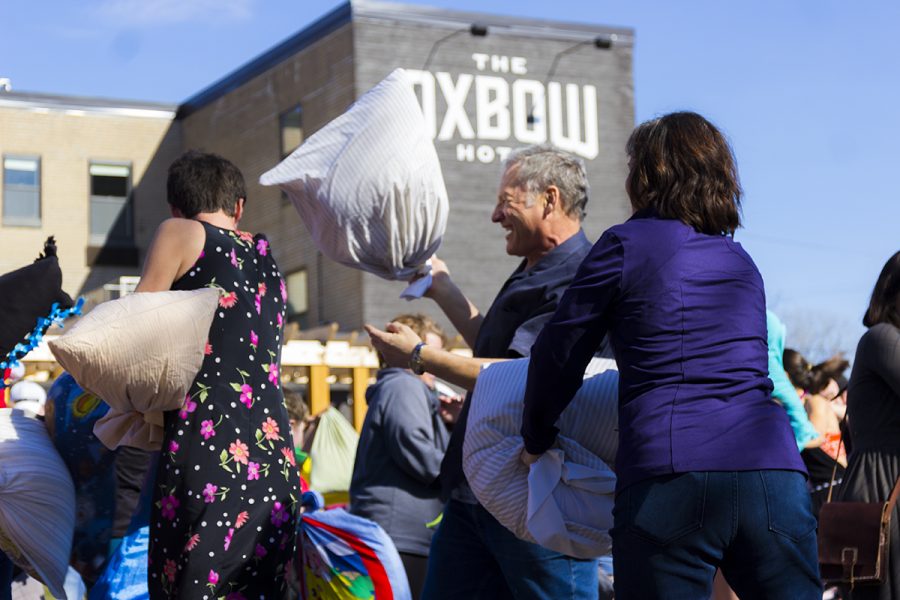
[0,111,897,600]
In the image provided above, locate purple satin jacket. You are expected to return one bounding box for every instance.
[521,212,805,490]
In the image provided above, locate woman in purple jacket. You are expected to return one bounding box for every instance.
[520,112,820,599]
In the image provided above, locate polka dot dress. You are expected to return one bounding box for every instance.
[149,222,300,599]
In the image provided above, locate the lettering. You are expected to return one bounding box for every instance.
[436,72,474,141]
[475,75,510,141]
[471,54,528,74]
[511,79,546,144]
[407,68,599,161]
[548,82,598,159]
[456,144,513,163]
[407,69,437,139]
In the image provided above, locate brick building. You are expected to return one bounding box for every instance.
[0,0,634,339]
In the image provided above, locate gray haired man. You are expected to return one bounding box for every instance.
[367,144,600,599]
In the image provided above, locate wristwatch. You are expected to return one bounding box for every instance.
[409,342,426,375]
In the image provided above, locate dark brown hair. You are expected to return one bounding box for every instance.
[167,150,246,218]
[626,112,742,235]
[783,349,849,395]
[864,250,900,329]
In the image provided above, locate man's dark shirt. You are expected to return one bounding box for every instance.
[439,229,593,499]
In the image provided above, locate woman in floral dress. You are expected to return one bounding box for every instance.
[136,151,299,599]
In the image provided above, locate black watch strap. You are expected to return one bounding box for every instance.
[409,342,426,375]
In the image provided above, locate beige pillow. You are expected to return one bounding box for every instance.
[48,289,218,450]
[0,409,75,598]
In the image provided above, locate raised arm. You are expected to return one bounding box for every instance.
[135,218,205,293]
[423,257,483,349]
[766,311,822,450]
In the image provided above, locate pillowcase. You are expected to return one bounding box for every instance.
[462,357,619,559]
[308,407,359,495]
[0,408,76,599]
[0,237,73,360]
[48,288,219,450]
[298,491,412,600]
[260,68,449,281]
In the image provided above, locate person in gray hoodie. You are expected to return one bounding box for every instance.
[350,313,460,599]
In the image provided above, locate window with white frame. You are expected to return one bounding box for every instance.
[3,156,41,227]
[89,162,133,246]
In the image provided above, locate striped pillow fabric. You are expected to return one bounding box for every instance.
[463,357,619,558]
[260,68,448,281]
[0,409,75,598]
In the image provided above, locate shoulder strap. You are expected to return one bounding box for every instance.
[825,411,849,504]
[886,476,900,512]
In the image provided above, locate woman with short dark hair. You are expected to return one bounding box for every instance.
[838,250,900,600]
[138,151,299,599]
[520,112,821,598]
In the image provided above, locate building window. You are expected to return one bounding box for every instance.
[89,162,133,247]
[3,156,41,227]
[285,268,309,326]
[280,105,304,158]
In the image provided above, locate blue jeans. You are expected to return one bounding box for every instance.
[422,499,599,599]
[612,470,821,599]
[0,551,10,600]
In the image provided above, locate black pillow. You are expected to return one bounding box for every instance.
[0,237,74,358]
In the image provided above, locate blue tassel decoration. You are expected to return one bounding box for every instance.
[0,297,85,387]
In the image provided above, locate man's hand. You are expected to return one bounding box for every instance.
[412,255,451,300]
[438,393,464,425]
[520,448,542,466]
[364,322,423,368]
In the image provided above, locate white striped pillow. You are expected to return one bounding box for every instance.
[463,357,619,558]
[0,409,75,598]
[260,68,448,281]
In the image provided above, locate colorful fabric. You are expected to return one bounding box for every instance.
[297,491,411,600]
[149,222,299,599]
[46,372,116,585]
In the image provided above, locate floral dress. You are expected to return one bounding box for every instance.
[149,222,300,599]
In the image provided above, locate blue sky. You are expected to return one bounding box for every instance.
[2,0,897,359]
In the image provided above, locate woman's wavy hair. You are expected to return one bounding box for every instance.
[864,250,900,329]
[626,111,742,235]
[783,349,849,395]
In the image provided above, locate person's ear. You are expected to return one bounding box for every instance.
[543,186,560,217]
[170,205,185,218]
[234,198,245,222]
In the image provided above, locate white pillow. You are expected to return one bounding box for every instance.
[48,289,218,450]
[0,409,75,599]
[259,68,449,281]
[462,357,619,559]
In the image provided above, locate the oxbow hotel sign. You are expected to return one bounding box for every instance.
[407,52,600,164]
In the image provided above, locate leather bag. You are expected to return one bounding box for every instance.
[817,418,900,586]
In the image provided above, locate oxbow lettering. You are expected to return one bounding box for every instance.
[407,68,599,162]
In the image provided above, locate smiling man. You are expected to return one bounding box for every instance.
[366,144,596,599]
